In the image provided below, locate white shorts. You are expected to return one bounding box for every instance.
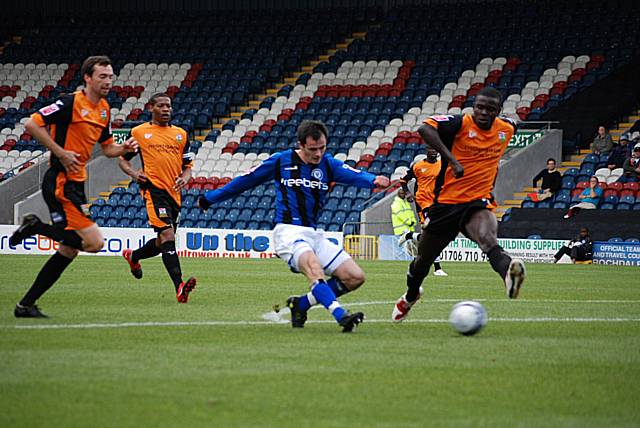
[273,223,351,276]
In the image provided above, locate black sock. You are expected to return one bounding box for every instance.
[160,241,182,290]
[19,252,74,306]
[33,223,83,250]
[487,245,512,279]
[132,239,161,263]
[433,261,442,271]
[406,261,426,302]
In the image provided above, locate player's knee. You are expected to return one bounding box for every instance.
[83,237,104,253]
[347,269,366,289]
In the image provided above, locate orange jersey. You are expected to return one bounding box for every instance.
[31,90,113,181]
[125,123,192,204]
[400,158,441,211]
[424,114,516,206]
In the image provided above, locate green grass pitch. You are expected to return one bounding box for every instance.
[1,255,639,428]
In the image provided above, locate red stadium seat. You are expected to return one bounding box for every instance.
[607,182,623,191]
[622,182,639,191]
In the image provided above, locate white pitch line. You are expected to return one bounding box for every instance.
[6,317,640,330]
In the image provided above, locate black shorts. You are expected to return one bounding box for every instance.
[143,186,180,232]
[426,199,493,238]
[42,167,93,230]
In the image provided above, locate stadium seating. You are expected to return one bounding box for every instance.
[2,3,637,229]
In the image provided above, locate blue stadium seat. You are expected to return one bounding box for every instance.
[608,237,623,242]
[600,203,615,209]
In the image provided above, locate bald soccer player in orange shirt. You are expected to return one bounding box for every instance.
[10,55,138,318]
[398,147,447,276]
[392,87,526,322]
[119,93,196,303]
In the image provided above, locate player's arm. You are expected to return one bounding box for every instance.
[174,140,194,191]
[25,95,80,173]
[400,167,415,201]
[102,136,138,158]
[198,153,279,210]
[118,150,148,185]
[418,115,464,178]
[329,157,390,189]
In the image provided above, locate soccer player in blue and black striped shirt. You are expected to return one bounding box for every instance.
[199,120,389,332]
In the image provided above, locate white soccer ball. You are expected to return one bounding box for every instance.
[449,301,488,336]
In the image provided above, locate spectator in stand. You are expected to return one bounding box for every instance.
[619,144,640,183]
[590,126,613,155]
[111,114,125,129]
[553,227,593,263]
[621,119,640,143]
[563,175,603,219]
[606,135,632,170]
[530,158,562,201]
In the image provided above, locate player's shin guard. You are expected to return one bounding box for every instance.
[132,238,161,263]
[19,252,74,306]
[297,292,317,312]
[487,245,512,279]
[297,277,349,312]
[311,279,346,322]
[160,241,182,290]
[406,259,428,302]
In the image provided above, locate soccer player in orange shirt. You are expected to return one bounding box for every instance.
[392,87,526,322]
[119,93,196,303]
[10,56,138,318]
[398,147,447,276]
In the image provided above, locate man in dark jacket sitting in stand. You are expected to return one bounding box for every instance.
[530,158,562,201]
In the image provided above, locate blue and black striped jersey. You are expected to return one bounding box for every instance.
[203,149,377,228]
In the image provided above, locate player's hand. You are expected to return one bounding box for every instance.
[123,137,139,153]
[132,170,148,185]
[59,150,81,173]
[374,176,390,188]
[198,196,211,211]
[173,176,187,191]
[450,160,464,178]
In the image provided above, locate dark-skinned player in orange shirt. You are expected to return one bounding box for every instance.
[119,93,196,303]
[392,87,526,322]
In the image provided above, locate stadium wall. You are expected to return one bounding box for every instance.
[498,208,640,241]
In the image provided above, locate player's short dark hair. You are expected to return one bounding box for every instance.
[547,158,556,164]
[477,86,503,104]
[149,93,171,105]
[297,120,328,144]
[81,55,112,79]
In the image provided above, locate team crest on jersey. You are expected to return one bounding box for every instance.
[144,133,152,139]
[81,204,91,217]
[100,109,107,120]
[311,168,324,180]
[498,131,506,142]
[176,134,183,142]
[468,130,477,138]
[158,207,168,217]
[81,109,89,117]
